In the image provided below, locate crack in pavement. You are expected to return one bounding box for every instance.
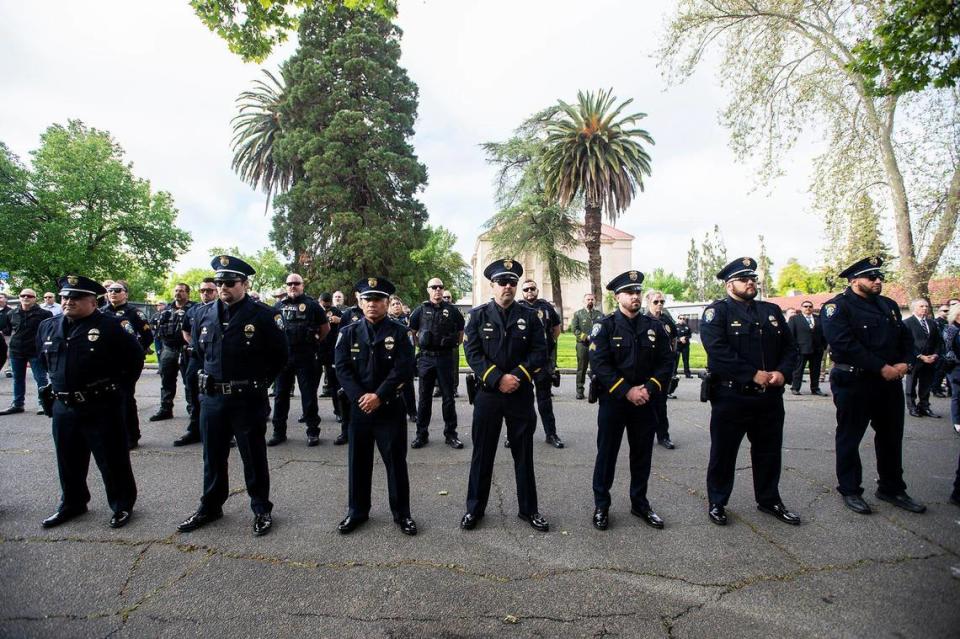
[117,542,153,599]
[490,475,535,566]
[283,609,657,625]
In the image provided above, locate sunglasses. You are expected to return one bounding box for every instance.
[106,288,125,293]
[801,304,813,309]
[199,288,216,294]
[214,280,241,288]
[733,276,757,283]
[285,281,302,286]
[863,274,884,282]
[493,278,517,287]
[428,284,444,290]
[651,300,665,305]
[522,287,537,292]
[19,294,35,298]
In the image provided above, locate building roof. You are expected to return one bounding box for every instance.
[765,277,960,312]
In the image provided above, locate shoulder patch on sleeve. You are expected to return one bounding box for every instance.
[274,313,284,329]
[703,308,715,323]
[590,323,602,337]
[823,303,836,318]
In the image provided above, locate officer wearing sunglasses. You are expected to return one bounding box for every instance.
[820,255,925,516]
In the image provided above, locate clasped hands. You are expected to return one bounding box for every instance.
[751,370,786,387]
[358,393,382,413]
[880,363,910,381]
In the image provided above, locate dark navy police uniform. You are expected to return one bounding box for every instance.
[409,299,465,444]
[177,297,215,444]
[519,296,562,444]
[104,301,153,448]
[153,298,196,418]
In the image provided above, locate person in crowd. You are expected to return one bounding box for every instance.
[0,289,52,415]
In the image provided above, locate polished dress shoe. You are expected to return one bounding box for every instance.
[631,507,664,529]
[411,436,428,449]
[842,494,872,514]
[757,502,801,525]
[41,506,87,528]
[36,408,46,415]
[266,433,287,446]
[708,503,727,526]
[173,432,201,447]
[592,508,609,530]
[334,433,348,445]
[875,491,926,513]
[253,512,273,536]
[337,514,368,534]
[908,407,921,417]
[919,408,940,418]
[503,439,511,448]
[148,409,173,422]
[790,389,802,396]
[811,389,828,396]
[459,513,481,530]
[396,517,418,536]
[307,435,320,447]
[545,434,565,449]
[445,436,464,449]
[518,512,549,532]
[0,405,25,415]
[109,510,132,529]
[657,438,676,450]
[177,509,223,532]
[666,394,677,399]
[407,414,418,423]
[575,391,585,400]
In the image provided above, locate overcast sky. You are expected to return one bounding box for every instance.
[1,0,827,279]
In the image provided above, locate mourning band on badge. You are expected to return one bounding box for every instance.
[244,324,255,338]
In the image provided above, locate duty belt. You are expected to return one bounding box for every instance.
[715,379,768,394]
[54,383,120,406]
[420,348,454,354]
[202,378,266,396]
[832,363,864,375]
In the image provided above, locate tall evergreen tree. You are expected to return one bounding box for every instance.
[757,234,776,297]
[271,2,428,302]
[684,237,701,300]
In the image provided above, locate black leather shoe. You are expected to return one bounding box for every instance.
[546,434,565,449]
[908,407,921,417]
[518,512,549,532]
[666,394,677,399]
[253,512,273,536]
[0,405,25,415]
[843,494,872,514]
[657,438,676,450]
[109,510,132,529]
[334,433,348,445]
[407,414,417,423]
[173,432,201,447]
[445,436,464,449]
[460,513,481,530]
[919,408,940,418]
[592,508,609,530]
[812,389,828,396]
[307,435,320,447]
[575,391,585,400]
[757,502,801,525]
[36,408,46,415]
[41,506,87,528]
[148,409,173,422]
[266,433,287,446]
[337,514,368,534]
[631,507,664,529]
[177,510,223,532]
[397,517,418,536]
[503,439,511,448]
[875,491,926,513]
[708,503,727,526]
[790,389,802,396]
[410,436,428,449]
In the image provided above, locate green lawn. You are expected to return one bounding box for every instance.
[456,333,706,370]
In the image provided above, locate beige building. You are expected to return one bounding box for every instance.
[469,223,634,327]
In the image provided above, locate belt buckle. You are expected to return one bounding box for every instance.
[73,391,86,403]
[222,383,231,395]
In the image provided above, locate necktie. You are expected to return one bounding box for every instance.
[921,319,929,335]
[807,316,814,329]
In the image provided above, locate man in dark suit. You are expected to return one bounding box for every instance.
[903,298,942,417]
[788,300,827,396]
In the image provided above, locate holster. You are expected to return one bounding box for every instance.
[667,376,680,395]
[465,373,477,405]
[551,369,561,388]
[39,384,54,417]
[698,370,714,403]
[587,374,599,404]
[337,388,351,423]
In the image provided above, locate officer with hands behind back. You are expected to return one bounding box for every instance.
[334,277,418,536]
[176,256,288,537]
[37,275,144,530]
[700,257,801,527]
[589,271,675,531]
[820,256,926,515]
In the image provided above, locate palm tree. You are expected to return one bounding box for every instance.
[230,69,293,213]
[540,88,653,305]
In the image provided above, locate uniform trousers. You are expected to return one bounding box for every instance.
[52,399,137,513]
[706,387,785,507]
[790,351,823,392]
[158,346,187,412]
[831,370,907,496]
[592,398,656,511]
[465,386,539,517]
[346,401,410,520]
[183,354,202,437]
[653,391,670,441]
[273,354,321,436]
[676,346,691,377]
[575,341,590,394]
[533,376,558,438]
[416,350,457,438]
[122,381,141,446]
[199,392,272,515]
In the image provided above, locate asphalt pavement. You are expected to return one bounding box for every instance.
[1,371,958,638]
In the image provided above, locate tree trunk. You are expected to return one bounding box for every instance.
[547,255,563,327]
[583,204,603,310]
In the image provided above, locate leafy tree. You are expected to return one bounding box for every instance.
[0,122,191,294]
[269,4,428,305]
[660,1,959,299]
[683,237,702,300]
[850,0,960,96]
[540,89,654,302]
[409,225,471,304]
[776,259,829,295]
[757,234,776,297]
[824,193,893,277]
[699,225,728,301]
[645,268,686,299]
[190,0,396,62]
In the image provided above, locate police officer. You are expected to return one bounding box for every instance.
[334,277,417,535]
[388,296,419,425]
[150,283,195,421]
[173,278,218,447]
[177,256,288,537]
[589,271,675,531]
[571,293,604,400]
[37,275,143,529]
[103,280,153,449]
[441,290,462,398]
[409,278,465,449]
[820,256,926,515]
[461,260,549,532]
[675,317,693,378]
[318,292,347,443]
[269,273,329,447]
[645,290,678,449]
[701,257,801,527]
[518,279,564,448]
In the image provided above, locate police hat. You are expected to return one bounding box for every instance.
[57,274,106,298]
[211,255,255,280]
[839,255,884,280]
[354,276,395,300]
[606,270,645,294]
[483,259,523,282]
[717,257,758,281]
